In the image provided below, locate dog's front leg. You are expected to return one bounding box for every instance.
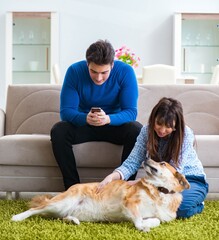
[133,217,160,232]
[133,217,150,232]
[142,218,160,229]
[124,204,151,232]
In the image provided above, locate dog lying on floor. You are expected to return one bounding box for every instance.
[11,159,190,232]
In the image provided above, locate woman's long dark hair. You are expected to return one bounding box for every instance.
[147,97,185,167]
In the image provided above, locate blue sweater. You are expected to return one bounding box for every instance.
[60,60,138,126]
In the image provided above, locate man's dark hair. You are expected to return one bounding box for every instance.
[86,40,115,66]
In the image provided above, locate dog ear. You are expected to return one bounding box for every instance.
[175,172,190,189]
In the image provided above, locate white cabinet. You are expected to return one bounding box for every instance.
[6,12,59,85]
[174,13,219,84]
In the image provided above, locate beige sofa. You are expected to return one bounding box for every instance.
[0,84,219,199]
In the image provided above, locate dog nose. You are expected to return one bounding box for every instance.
[142,161,146,168]
[145,152,149,160]
[143,153,149,167]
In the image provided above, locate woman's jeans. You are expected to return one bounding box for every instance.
[177,175,209,218]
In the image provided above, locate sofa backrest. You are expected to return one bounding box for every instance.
[5,84,61,135]
[137,84,219,135]
[5,84,219,135]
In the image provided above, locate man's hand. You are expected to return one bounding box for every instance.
[87,109,110,126]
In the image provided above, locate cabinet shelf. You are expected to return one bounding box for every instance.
[13,70,50,73]
[6,11,59,85]
[182,72,212,75]
[174,13,219,84]
[13,43,50,46]
[182,45,219,48]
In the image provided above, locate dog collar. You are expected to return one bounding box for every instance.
[157,187,175,194]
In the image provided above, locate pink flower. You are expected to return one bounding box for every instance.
[114,46,140,68]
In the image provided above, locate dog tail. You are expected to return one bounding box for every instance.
[29,194,53,208]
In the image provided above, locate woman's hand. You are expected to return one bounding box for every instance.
[96,171,121,193]
[127,179,141,186]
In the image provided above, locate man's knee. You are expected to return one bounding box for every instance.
[126,121,143,137]
[50,121,72,140]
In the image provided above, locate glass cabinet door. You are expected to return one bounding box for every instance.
[174,13,219,84]
[6,12,59,85]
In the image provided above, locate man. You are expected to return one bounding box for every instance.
[50,39,142,190]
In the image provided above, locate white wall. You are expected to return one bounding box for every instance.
[1,0,219,109]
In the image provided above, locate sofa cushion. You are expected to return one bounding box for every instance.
[0,135,123,168]
[0,134,56,166]
[73,142,123,168]
[196,135,219,166]
[2,133,217,168]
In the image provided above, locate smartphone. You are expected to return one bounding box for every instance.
[91,107,101,113]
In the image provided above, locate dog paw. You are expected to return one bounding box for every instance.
[141,226,151,232]
[142,218,160,228]
[63,216,80,225]
[134,221,150,232]
[135,218,160,231]
[11,214,23,222]
[135,225,150,232]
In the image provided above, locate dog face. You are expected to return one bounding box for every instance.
[143,159,190,193]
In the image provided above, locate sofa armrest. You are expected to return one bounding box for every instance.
[0,108,5,136]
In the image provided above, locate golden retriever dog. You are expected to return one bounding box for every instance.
[12,159,190,232]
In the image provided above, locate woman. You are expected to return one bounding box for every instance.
[98,97,209,218]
